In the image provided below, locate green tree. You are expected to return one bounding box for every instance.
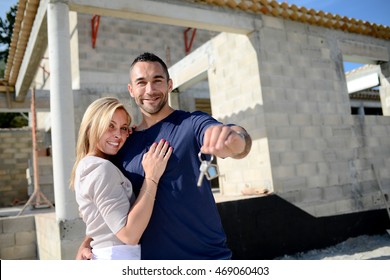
[0,4,22,128]
[0,112,28,128]
[0,4,17,62]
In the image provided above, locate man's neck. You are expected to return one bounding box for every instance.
[137,106,175,131]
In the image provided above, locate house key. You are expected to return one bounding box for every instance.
[197,152,220,187]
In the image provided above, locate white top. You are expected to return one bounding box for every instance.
[75,156,135,250]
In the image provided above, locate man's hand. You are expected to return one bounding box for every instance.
[76,247,93,260]
[201,125,251,159]
[75,237,93,260]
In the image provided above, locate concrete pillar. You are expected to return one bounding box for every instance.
[358,104,365,116]
[47,0,78,220]
[168,90,180,109]
[379,62,390,116]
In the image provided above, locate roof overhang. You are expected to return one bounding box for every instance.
[346,65,381,94]
[2,0,257,109]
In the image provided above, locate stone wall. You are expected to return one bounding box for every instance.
[254,15,390,217]
[35,212,85,260]
[0,215,37,259]
[169,20,390,219]
[0,212,85,260]
[0,128,52,207]
[0,128,32,207]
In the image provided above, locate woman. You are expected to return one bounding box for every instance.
[70,97,171,260]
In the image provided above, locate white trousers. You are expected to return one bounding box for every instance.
[92,244,141,260]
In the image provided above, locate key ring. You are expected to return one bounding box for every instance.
[198,152,214,162]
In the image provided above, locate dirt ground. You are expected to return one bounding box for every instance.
[276,233,390,260]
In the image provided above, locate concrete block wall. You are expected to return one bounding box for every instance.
[72,90,139,132]
[35,212,85,260]
[379,62,390,116]
[0,128,52,207]
[206,32,273,195]
[0,212,85,260]
[33,12,219,114]
[159,23,390,213]
[0,215,37,259]
[76,13,218,91]
[27,156,55,205]
[56,13,219,127]
[256,15,390,217]
[0,128,33,207]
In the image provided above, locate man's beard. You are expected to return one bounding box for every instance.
[139,95,168,114]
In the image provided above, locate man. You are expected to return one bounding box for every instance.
[76,52,252,260]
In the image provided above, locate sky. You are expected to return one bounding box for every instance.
[0,0,17,20]
[284,0,390,26]
[280,0,390,71]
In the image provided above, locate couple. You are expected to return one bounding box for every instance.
[71,52,252,260]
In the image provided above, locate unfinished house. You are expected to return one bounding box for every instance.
[0,0,389,259]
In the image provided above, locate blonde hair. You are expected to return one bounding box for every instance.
[69,97,131,189]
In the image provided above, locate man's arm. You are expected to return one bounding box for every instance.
[75,236,93,260]
[201,124,252,159]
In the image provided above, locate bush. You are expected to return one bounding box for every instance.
[0,112,28,128]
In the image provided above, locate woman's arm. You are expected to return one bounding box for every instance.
[116,139,172,245]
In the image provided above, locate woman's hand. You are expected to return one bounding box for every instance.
[142,139,172,183]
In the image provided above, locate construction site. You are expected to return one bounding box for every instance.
[0,0,389,259]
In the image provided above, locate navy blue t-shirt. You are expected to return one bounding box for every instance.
[113,110,232,260]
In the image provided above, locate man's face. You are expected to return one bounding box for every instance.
[128,61,172,115]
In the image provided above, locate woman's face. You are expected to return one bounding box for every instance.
[94,108,129,158]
